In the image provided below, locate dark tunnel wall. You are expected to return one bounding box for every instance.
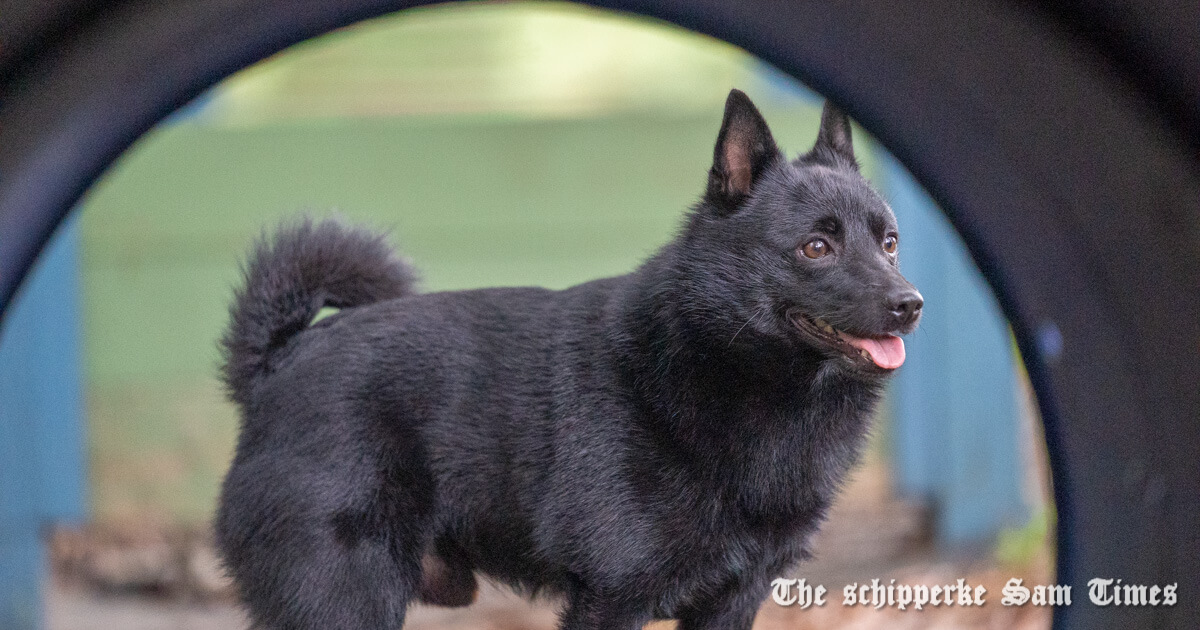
[1,1,1198,627]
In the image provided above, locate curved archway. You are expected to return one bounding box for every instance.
[1,2,1197,628]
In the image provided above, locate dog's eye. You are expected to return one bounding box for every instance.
[801,239,830,259]
[883,234,898,254]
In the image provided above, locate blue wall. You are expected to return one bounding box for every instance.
[883,155,1028,543]
[0,217,87,630]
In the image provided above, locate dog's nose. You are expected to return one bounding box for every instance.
[887,289,923,327]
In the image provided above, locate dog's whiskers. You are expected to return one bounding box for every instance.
[728,308,764,347]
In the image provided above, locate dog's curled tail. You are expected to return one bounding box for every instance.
[220,218,416,406]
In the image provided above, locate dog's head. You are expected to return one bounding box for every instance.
[680,90,922,375]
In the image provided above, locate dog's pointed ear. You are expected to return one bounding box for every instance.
[812,100,858,169]
[705,89,781,214]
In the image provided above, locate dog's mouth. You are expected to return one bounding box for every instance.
[788,311,906,371]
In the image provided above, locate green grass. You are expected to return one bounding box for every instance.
[995,507,1055,568]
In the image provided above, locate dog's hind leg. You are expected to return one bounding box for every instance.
[219,443,435,630]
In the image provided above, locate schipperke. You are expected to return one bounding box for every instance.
[217,89,922,630]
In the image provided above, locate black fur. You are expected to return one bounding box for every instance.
[217,90,922,630]
[220,219,417,408]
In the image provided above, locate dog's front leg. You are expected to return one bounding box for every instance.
[558,585,651,630]
[675,579,769,630]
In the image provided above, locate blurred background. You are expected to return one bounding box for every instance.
[0,2,1053,628]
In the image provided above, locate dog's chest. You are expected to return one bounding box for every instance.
[713,378,876,514]
[639,405,866,584]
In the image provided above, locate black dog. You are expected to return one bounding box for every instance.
[217,90,921,630]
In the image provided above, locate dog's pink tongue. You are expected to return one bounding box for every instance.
[844,334,906,369]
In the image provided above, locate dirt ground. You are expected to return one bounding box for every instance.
[47,560,1051,630]
[44,452,1053,630]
